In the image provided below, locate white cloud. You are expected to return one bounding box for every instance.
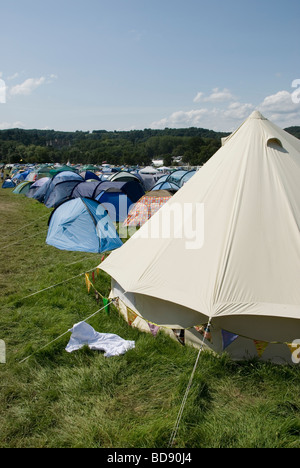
[151,109,209,129]
[47,74,58,84]
[205,88,235,102]
[151,85,300,131]
[0,121,25,130]
[224,102,254,120]
[7,73,19,81]
[194,88,236,104]
[257,90,300,126]
[259,90,298,114]
[193,92,204,103]
[9,77,46,96]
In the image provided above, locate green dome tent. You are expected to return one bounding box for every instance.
[13,181,33,195]
[81,165,100,172]
[49,166,78,177]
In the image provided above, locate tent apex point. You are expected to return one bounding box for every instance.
[249,110,267,120]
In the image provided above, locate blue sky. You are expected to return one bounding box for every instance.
[0,0,300,132]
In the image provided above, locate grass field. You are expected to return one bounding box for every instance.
[1,186,300,448]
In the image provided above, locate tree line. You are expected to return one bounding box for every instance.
[0,126,299,167]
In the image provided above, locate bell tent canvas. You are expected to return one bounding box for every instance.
[99,111,300,364]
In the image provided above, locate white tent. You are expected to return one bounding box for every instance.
[139,166,160,174]
[99,111,300,364]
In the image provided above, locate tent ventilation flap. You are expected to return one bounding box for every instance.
[267,137,283,149]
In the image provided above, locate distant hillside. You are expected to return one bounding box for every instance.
[0,125,299,167]
[0,127,230,167]
[285,126,300,139]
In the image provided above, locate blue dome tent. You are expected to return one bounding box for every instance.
[70,180,104,200]
[43,171,83,206]
[33,171,83,204]
[95,181,145,222]
[26,177,50,199]
[2,179,16,189]
[44,179,83,208]
[46,198,123,254]
[150,180,180,193]
[80,171,101,181]
[69,180,145,222]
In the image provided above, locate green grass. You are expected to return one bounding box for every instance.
[1,187,300,448]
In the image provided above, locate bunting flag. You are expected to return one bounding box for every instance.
[103,297,110,315]
[96,268,100,277]
[95,291,100,305]
[127,308,138,326]
[92,271,95,283]
[253,340,269,358]
[172,329,185,346]
[148,322,160,337]
[287,341,300,364]
[85,273,91,293]
[194,324,213,343]
[221,330,239,350]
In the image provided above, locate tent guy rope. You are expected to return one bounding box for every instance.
[19,299,116,364]
[0,267,97,312]
[20,268,97,300]
[0,213,49,241]
[0,228,48,249]
[169,319,212,448]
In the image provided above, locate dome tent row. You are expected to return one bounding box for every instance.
[24,169,144,254]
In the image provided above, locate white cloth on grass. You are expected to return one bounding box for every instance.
[66,321,135,357]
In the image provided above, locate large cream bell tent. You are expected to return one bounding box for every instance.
[99,111,300,364]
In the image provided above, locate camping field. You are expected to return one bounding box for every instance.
[1,187,300,448]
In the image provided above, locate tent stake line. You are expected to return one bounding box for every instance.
[0,229,48,250]
[0,267,97,312]
[20,268,97,301]
[19,299,116,364]
[169,319,212,448]
[0,213,49,241]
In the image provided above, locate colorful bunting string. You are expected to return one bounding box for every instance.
[172,329,185,346]
[194,324,213,343]
[221,330,239,350]
[148,323,160,337]
[84,271,111,317]
[85,273,91,293]
[103,297,110,315]
[287,342,300,363]
[83,273,300,359]
[253,340,269,358]
[127,308,138,326]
